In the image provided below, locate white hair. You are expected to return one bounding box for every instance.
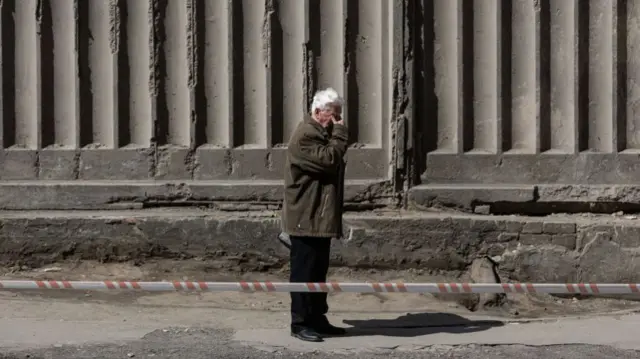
[311,88,343,113]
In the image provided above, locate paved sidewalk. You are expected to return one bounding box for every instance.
[234,314,640,354]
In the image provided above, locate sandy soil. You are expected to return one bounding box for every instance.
[1,259,639,320]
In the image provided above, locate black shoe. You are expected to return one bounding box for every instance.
[313,323,347,336]
[291,327,323,342]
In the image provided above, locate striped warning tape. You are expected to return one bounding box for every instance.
[0,280,637,294]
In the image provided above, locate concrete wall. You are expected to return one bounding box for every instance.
[0,0,637,210]
[419,0,640,185]
[0,0,396,182]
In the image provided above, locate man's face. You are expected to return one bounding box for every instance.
[314,104,342,127]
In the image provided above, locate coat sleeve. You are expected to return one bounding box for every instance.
[288,123,349,175]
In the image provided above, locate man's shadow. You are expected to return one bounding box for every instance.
[338,312,504,338]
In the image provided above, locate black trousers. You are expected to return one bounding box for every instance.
[289,235,331,328]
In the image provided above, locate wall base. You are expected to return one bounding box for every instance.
[0,180,393,210]
[409,184,640,215]
[0,209,637,284]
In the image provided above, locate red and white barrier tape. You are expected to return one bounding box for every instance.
[0,280,637,294]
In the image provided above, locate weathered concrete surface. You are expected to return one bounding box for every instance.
[5,0,640,218]
[0,180,392,210]
[536,184,640,203]
[408,184,536,210]
[423,154,640,185]
[465,257,505,310]
[409,184,640,213]
[1,0,396,181]
[3,210,640,283]
[5,181,640,213]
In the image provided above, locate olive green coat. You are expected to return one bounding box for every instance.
[282,117,348,238]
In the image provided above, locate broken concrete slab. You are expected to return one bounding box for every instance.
[2,211,640,284]
[468,257,506,310]
[436,256,506,312]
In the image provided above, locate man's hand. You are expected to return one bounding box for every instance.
[332,116,344,126]
[289,122,348,174]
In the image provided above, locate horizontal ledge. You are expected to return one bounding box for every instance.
[424,154,640,184]
[427,152,640,157]
[427,150,640,156]
[0,180,382,186]
[0,180,391,210]
[409,183,640,212]
[1,147,389,181]
[5,146,387,151]
[408,184,537,209]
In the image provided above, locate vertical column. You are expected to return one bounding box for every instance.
[51,0,79,148]
[472,0,501,153]
[316,0,345,106]
[382,0,392,153]
[510,0,538,153]
[89,0,117,148]
[549,0,577,153]
[14,0,40,149]
[204,0,232,147]
[627,0,640,150]
[241,0,268,147]
[588,0,614,152]
[164,0,190,147]
[433,0,462,153]
[354,0,383,147]
[278,0,306,143]
[126,0,153,147]
[0,1,4,149]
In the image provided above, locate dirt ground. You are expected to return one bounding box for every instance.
[2,259,640,320]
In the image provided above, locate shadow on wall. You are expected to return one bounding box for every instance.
[412,0,438,186]
[339,312,504,338]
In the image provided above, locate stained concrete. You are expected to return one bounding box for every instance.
[408,184,536,210]
[4,0,640,190]
[0,180,391,210]
[0,0,394,180]
[423,154,640,185]
[7,180,640,217]
[0,147,389,182]
[1,210,640,283]
[409,183,640,213]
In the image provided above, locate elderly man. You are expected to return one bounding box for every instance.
[282,88,348,342]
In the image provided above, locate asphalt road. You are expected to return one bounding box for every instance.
[1,328,640,359]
